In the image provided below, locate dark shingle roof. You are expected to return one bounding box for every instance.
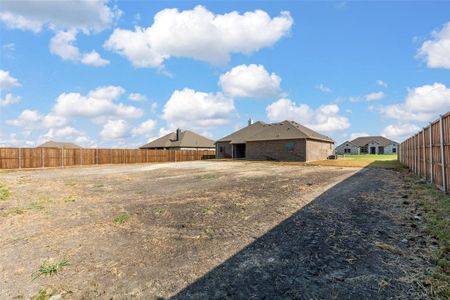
[216,120,334,144]
[351,136,397,147]
[140,130,214,149]
[216,121,266,144]
[37,141,81,148]
[247,121,334,143]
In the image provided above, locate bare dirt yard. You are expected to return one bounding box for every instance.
[0,160,442,299]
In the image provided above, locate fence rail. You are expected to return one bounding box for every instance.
[0,148,215,170]
[398,112,450,193]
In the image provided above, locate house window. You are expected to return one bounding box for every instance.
[285,142,295,152]
[219,146,224,153]
[360,146,368,153]
[344,148,351,154]
[393,148,396,153]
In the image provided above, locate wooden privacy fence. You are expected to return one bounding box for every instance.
[0,148,215,169]
[398,112,450,193]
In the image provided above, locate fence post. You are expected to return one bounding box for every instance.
[430,123,433,184]
[413,135,416,174]
[61,148,64,168]
[439,115,447,192]
[18,147,22,169]
[80,149,83,166]
[41,147,44,168]
[422,129,426,179]
[416,134,419,175]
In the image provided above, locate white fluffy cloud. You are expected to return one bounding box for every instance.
[81,50,110,66]
[378,83,450,122]
[266,98,350,132]
[0,93,21,107]
[0,0,120,32]
[381,123,420,141]
[50,31,109,66]
[6,109,68,130]
[0,69,21,89]
[0,70,22,107]
[418,21,450,69]
[131,119,157,137]
[219,64,282,98]
[37,126,95,147]
[128,93,147,102]
[52,86,142,122]
[104,6,293,67]
[100,119,130,140]
[162,88,235,129]
[266,98,312,122]
[365,91,385,101]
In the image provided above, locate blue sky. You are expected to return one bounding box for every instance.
[1,1,450,148]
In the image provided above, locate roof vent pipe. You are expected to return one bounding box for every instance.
[176,128,181,141]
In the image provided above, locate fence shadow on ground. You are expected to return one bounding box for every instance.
[171,163,427,300]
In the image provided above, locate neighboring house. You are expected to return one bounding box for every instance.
[37,141,81,148]
[216,120,335,162]
[140,129,215,150]
[335,136,398,155]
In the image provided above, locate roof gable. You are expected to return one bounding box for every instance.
[216,121,266,144]
[216,120,334,144]
[140,130,214,149]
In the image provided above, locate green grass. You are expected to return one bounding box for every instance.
[1,207,26,217]
[153,207,166,215]
[64,195,77,202]
[113,214,129,224]
[0,184,11,201]
[338,154,398,160]
[195,173,218,180]
[202,205,215,215]
[33,258,69,279]
[410,177,450,298]
[30,195,52,210]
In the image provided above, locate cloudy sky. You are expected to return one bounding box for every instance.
[0,1,449,148]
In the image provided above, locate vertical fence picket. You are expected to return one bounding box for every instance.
[399,112,449,193]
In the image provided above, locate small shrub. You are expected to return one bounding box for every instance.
[113,214,129,224]
[154,207,166,215]
[0,184,11,201]
[33,258,69,279]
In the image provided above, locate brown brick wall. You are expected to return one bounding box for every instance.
[216,142,232,158]
[246,139,307,161]
[306,140,334,161]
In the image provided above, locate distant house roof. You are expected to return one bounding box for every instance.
[140,130,214,149]
[216,120,334,144]
[336,141,359,148]
[351,136,397,147]
[37,141,81,148]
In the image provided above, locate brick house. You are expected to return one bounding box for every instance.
[215,120,334,162]
[140,129,215,150]
[335,136,398,155]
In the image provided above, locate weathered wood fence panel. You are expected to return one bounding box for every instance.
[0,148,215,170]
[399,112,449,193]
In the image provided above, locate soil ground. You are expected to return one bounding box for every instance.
[0,161,435,299]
